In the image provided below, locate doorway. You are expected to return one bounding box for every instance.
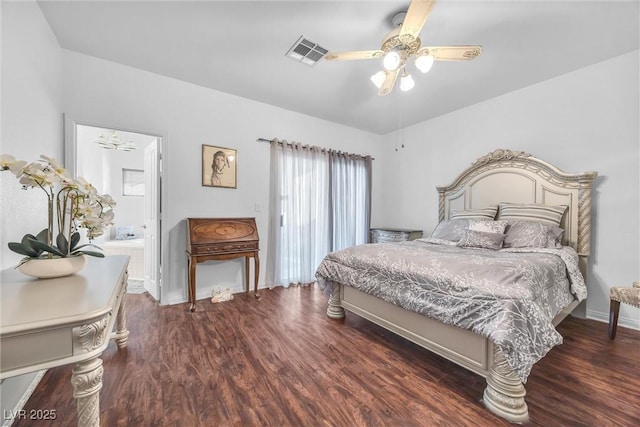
[65,120,162,302]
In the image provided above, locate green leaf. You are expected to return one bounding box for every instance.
[16,257,32,267]
[73,243,103,251]
[69,232,81,251]
[20,234,38,251]
[35,229,49,243]
[28,239,65,257]
[73,250,105,258]
[56,233,69,255]
[8,241,40,257]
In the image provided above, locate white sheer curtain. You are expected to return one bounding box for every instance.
[330,151,372,251]
[266,140,372,288]
[267,142,330,286]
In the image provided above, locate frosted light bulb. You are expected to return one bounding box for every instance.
[370,71,386,89]
[383,51,401,71]
[400,71,415,92]
[415,54,434,73]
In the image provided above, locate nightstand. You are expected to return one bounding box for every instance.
[370,227,423,243]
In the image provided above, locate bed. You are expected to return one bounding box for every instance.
[315,148,597,423]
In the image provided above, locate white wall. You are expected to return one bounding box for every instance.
[0,0,64,420]
[0,0,64,269]
[61,50,384,305]
[377,50,640,330]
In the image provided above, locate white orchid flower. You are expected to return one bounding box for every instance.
[86,227,105,239]
[9,161,28,176]
[3,153,117,251]
[74,176,98,197]
[1,154,16,169]
[98,193,117,207]
[1,155,28,176]
[100,210,115,224]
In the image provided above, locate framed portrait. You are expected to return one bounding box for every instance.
[202,144,237,188]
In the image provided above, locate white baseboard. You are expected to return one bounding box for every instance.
[162,284,263,306]
[587,309,640,331]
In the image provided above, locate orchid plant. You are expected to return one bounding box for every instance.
[1,154,116,264]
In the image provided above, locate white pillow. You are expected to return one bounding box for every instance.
[469,220,508,234]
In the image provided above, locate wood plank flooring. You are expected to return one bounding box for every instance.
[14,285,640,426]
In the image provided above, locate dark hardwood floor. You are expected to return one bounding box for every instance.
[15,285,640,426]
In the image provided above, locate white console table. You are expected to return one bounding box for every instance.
[0,255,130,427]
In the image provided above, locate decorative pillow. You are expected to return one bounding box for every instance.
[450,205,498,220]
[503,221,565,249]
[497,203,567,227]
[457,230,507,250]
[430,218,473,242]
[469,219,508,234]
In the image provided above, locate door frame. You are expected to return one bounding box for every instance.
[63,114,167,304]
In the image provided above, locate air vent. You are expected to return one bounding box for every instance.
[285,36,328,67]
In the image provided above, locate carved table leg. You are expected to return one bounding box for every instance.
[483,345,529,423]
[114,292,130,349]
[326,282,345,319]
[71,357,104,427]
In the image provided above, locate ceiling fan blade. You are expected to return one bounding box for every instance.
[324,50,384,61]
[378,69,400,96]
[418,45,483,61]
[399,0,436,40]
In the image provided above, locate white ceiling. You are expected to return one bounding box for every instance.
[38,0,639,135]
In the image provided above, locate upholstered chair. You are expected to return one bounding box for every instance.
[608,281,640,339]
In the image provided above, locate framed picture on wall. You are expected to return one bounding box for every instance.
[202,144,237,188]
[122,168,144,196]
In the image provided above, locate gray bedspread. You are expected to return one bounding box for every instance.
[315,239,587,383]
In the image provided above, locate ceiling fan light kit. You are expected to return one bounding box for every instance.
[383,51,402,71]
[370,70,387,89]
[324,0,482,96]
[400,70,415,92]
[415,53,434,73]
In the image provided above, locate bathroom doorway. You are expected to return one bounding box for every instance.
[65,120,162,302]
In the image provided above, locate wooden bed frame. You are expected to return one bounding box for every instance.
[325,148,597,423]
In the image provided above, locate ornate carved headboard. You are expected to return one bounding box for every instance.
[436,149,597,278]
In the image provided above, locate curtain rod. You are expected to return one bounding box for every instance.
[256,138,375,160]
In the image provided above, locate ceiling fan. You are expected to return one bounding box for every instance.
[324,0,482,96]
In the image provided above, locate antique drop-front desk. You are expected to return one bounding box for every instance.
[186,217,260,311]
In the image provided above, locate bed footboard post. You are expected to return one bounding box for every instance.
[326,282,345,319]
[483,346,529,423]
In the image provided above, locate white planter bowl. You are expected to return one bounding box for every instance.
[18,255,88,279]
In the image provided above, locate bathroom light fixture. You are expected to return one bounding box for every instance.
[95,130,136,151]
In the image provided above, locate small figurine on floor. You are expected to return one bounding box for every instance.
[211,288,234,304]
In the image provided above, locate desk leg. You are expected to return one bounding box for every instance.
[71,356,103,427]
[188,255,196,312]
[254,253,260,299]
[114,292,129,349]
[244,257,250,296]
